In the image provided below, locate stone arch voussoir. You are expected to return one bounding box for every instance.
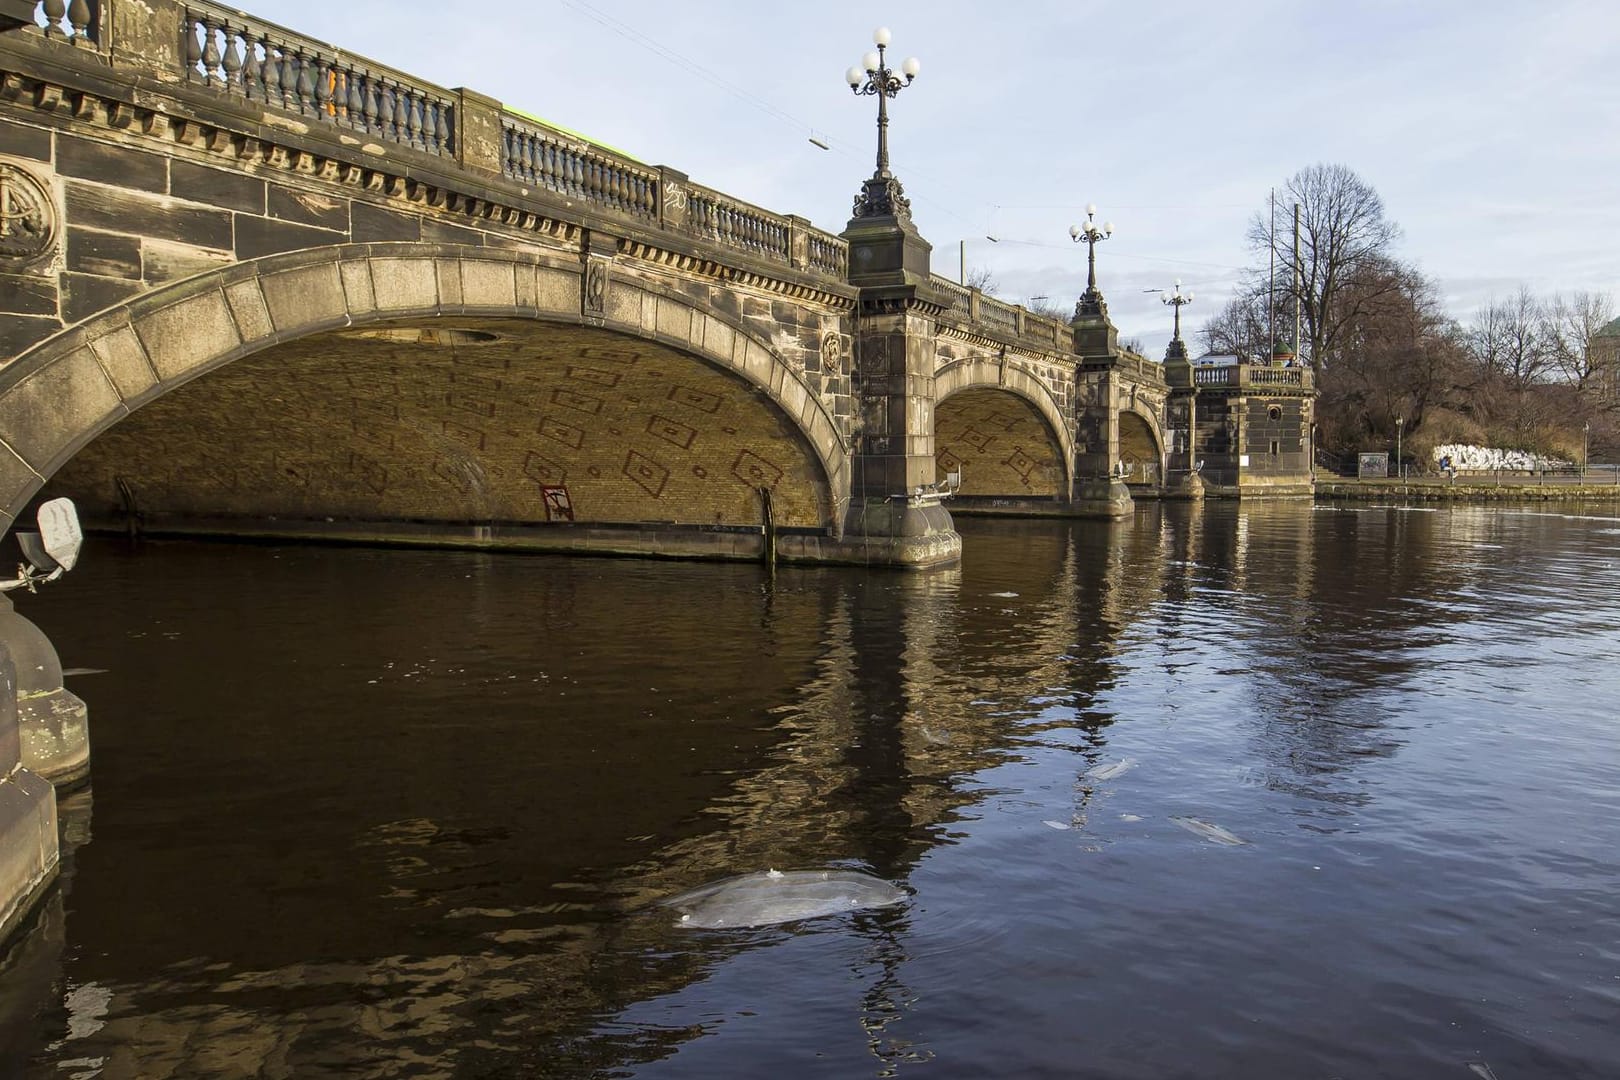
[933,356,1076,489]
[0,243,848,535]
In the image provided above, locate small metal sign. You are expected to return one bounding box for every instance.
[1358,452,1389,478]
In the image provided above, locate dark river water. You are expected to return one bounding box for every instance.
[2,503,1619,1079]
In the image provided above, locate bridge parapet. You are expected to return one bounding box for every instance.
[182,1,456,158]
[1194,362,1313,393]
[501,110,659,222]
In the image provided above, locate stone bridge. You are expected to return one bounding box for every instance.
[0,0,1318,945]
[0,0,1189,576]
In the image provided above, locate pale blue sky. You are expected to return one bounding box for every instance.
[250,0,1619,355]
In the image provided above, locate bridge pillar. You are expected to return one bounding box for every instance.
[0,596,90,788]
[1162,337,1206,500]
[840,204,960,569]
[1069,301,1135,519]
[0,639,60,948]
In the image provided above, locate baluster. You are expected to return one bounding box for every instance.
[522,131,538,180]
[279,48,299,110]
[42,0,65,39]
[392,84,409,144]
[222,29,244,93]
[242,35,262,99]
[509,131,525,181]
[345,68,364,123]
[527,135,542,183]
[612,169,627,211]
[67,0,90,42]
[573,154,587,197]
[406,94,423,148]
[295,51,316,114]
[314,58,332,119]
[559,149,575,195]
[546,145,563,192]
[262,44,281,104]
[183,16,202,78]
[202,19,221,84]
[360,76,381,134]
[436,103,452,155]
[423,102,441,153]
[373,83,392,139]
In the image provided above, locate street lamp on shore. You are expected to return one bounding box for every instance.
[845,28,920,220]
[1069,205,1113,318]
[1396,416,1404,479]
[1584,420,1591,478]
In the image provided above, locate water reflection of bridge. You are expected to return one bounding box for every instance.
[5,502,1517,1072]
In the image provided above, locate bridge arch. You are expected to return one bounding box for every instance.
[0,243,849,536]
[933,356,1075,496]
[1118,406,1166,487]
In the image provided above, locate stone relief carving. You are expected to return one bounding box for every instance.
[0,163,56,266]
[583,261,607,314]
[821,331,845,376]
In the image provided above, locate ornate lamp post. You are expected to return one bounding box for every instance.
[1583,420,1590,478]
[1395,416,1404,479]
[1069,205,1114,318]
[1162,278,1194,357]
[845,28,920,220]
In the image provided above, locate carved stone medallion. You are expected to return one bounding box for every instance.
[0,163,56,265]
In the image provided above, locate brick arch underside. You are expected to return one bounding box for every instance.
[0,245,846,537]
[934,387,1068,498]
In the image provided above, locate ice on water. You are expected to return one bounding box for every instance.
[662,869,908,929]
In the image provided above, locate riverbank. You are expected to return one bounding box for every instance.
[1315,476,1620,502]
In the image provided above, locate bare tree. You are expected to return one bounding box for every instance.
[1315,259,1465,450]
[1246,163,1404,373]
[1542,290,1615,395]
[1466,288,1553,441]
[1199,292,1269,359]
[964,265,1000,296]
[1027,297,1070,322]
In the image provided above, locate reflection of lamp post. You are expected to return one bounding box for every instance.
[1395,416,1403,479]
[845,28,920,220]
[958,235,999,286]
[1068,205,1114,317]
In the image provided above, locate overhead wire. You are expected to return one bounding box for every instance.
[552,1,1254,288]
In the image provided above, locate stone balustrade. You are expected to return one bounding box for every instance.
[27,0,95,44]
[182,1,455,157]
[686,185,790,262]
[805,232,847,279]
[1194,363,1312,391]
[10,0,1138,364]
[501,114,658,222]
[932,278,972,316]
